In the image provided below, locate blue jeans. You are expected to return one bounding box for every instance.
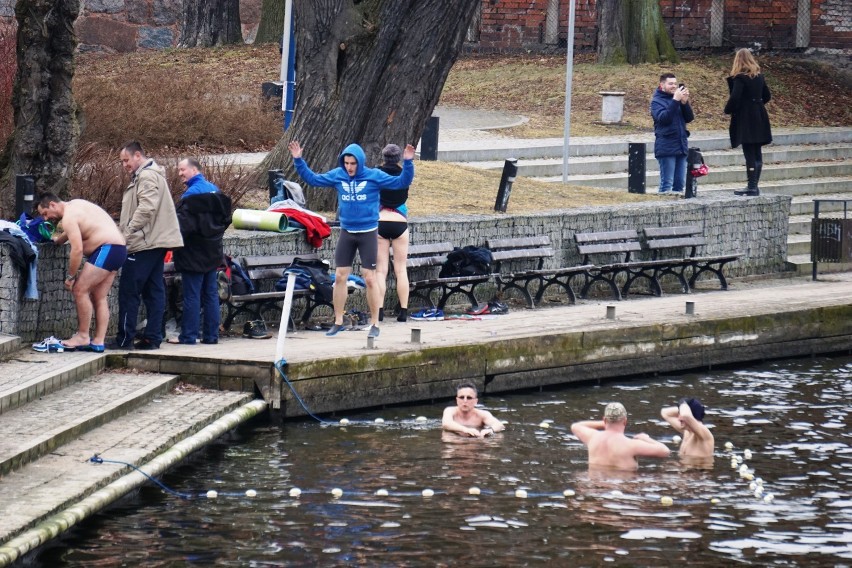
[179,270,220,344]
[116,248,167,347]
[657,155,687,193]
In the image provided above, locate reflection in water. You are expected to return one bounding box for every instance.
[31,355,852,566]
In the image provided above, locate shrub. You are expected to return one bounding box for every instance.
[68,143,263,219]
[0,22,16,151]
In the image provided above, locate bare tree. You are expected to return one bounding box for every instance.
[254,0,285,45]
[1,0,80,213]
[597,0,678,65]
[179,0,243,48]
[257,0,480,212]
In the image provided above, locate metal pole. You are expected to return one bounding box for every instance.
[561,0,576,183]
[280,0,294,109]
[812,200,820,281]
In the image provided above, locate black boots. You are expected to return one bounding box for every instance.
[734,163,761,196]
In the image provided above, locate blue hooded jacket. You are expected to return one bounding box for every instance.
[182,173,219,197]
[650,87,694,158]
[293,143,414,232]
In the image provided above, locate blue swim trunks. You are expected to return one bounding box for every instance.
[87,244,128,272]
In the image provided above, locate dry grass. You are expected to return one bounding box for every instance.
[0,23,16,147]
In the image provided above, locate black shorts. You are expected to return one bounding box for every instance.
[378,221,408,241]
[335,229,378,270]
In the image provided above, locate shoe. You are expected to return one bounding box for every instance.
[410,308,444,321]
[658,190,671,194]
[368,325,380,338]
[105,340,134,350]
[134,338,160,350]
[201,338,218,345]
[78,343,105,353]
[325,323,345,337]
[487,300,509,315]
[465,304,490,316]
[32,336,66,353]
[243,320,272,339]
[396,308,408,322]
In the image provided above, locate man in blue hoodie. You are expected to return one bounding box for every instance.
[289,140,415,338]
[650,73,694,194]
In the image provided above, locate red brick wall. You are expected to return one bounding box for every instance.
[811,0,852,50]
[724,0,799,50]
[660,0,713,49]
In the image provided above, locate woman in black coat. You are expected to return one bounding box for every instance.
[724,48,772,196]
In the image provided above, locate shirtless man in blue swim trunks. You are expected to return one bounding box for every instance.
[38,193,127,352]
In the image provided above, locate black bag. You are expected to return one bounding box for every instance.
[227,256,255,296]
[439,246,493,278]
[277,256,333,303]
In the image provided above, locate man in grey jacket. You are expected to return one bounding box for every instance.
[110,141,183,350]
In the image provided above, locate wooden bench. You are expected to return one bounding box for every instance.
[640,226,742,293]
[222,253,335,331]
[574,230,650,300]
[404,242,492,309]
[487,236,592,307]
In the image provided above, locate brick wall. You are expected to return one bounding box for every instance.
[811,0,852,50]
[724,0,799,50]
[0,196,790,342]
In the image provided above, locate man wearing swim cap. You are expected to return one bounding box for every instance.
[661,398,714,459]
[571,402,670,470]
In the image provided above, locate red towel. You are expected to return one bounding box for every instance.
[268,207,331,248]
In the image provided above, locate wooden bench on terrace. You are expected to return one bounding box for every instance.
[574,230,646,300]
[640,226,742,293]
[487,236,592,308]
[403,242,492,310]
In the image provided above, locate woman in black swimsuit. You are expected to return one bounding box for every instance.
[376,144,410,322]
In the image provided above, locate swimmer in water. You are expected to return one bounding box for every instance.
[442,382,505,438]
[661,398,714,459]
[571,402,670,470]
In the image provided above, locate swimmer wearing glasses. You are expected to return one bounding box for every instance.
[442,381,505,438]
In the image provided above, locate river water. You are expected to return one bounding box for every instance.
[34,355,852,566]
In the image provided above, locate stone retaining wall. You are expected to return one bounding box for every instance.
[0,195,790,342]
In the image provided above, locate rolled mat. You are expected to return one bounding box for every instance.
[232,209,295,232]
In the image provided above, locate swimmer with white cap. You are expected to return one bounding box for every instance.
[571,402,670,471]
[661,398,715,460]
[442,381,505,438]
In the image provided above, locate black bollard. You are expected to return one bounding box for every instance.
[15,174,35,218]
[627,143,646,194]
[494,159,518,212]
[420,116,439,161]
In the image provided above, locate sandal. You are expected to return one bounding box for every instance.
[61,332,91,350]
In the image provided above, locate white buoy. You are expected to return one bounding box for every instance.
[563,489,576,497]
[289,487,302,497]
[374,418,385,424]
[749,482,757,491]
[739,464,749,474]
[376,489,389,497]
[755,477,763,486]
[416,416,428,423]
[743,449,753,460]
[743,472,754,481]
[206,490,218,499]
[672,435,682,445]
[422,488,434,497]
[245,489,257,498]
[763,493,774,503]
[731,459,739,469]
[331,488,343,498]
[724,441,734,450]
[710,498,720,504]
[611,490,624,497]
[339,418,350,425]
[515,489,528,499]
[469,487,481,496]
[538,422,550,429]
[754,487,764,498]
[661,496,674,506]
[736,455,743,463]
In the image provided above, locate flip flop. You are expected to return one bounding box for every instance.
[78,343,105,353]
[61,333,91,351]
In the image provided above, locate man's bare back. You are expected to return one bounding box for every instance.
[61,200,125,254]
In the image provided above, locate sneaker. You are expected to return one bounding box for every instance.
[32,336,65,353]
[368,325,380,338]
[410,308,444,321]
[105,340,134,350]
[243,320,272,339]
[134,338,160,350]
[325,323,345,337]
[487,300,509,315]
[465,304,490,316]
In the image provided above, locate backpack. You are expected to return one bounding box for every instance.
[226,255,255,296]
[439,246,493,278]
[276,256,333,303]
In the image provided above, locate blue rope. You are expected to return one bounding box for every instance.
[89,454,196,499]
[276,359,333,424]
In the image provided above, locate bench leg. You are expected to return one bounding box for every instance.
[581,271,622,301]
[689,262,730,290]
[622,268,662,298]
[497,278,535,309]
[534,275,577,306]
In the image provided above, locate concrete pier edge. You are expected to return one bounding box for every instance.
[0,399,267,567]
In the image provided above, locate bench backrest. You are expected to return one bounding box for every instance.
[398,242,454,269]
[486,236,554,271]
[242,253,325,281]
[642,226,704,258]
[575,230,641,263]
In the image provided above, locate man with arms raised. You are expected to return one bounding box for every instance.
[571,402,670,470]
[661,398,714,459]
[38,193,127,352]
[442,382,505,438]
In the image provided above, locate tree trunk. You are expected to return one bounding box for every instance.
[596,0,627,64]
[596,0,678,65]
[1,0,80,213]
[256,0,480,213]
[179,0,243,48]
[254,0,286,45]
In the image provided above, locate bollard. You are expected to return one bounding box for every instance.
[367,336,375,349]
[494,159,518,212]
[411,328,421,344]
[606,305,616,319]
[420,116,440,161]
[598,91,626,124]
[685,301,695,315]
[627,143,646,194]
[15,174,36,218]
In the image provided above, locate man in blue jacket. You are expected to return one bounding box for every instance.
[650,73,694,194]
[288,141,415,338]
